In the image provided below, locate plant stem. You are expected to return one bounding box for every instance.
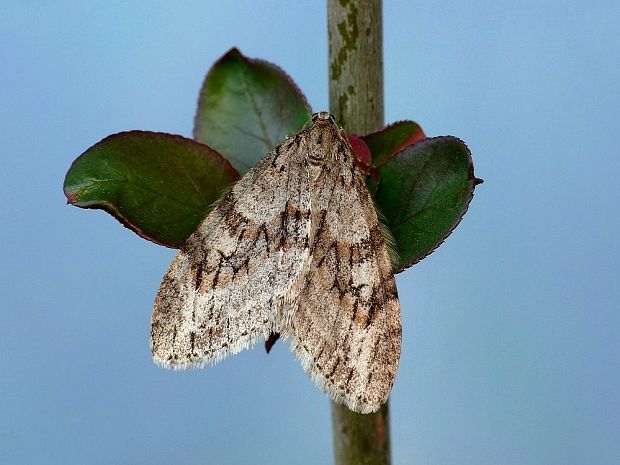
[328,0,384,132]
[328,1,391,465]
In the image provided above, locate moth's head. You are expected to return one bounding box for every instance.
[312,111,337,126]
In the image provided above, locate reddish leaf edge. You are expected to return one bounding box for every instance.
[68,198,181,248]
[193,47,313,141]
[64,130,240,249]
[361,119,427,168]
[390,136,483,274]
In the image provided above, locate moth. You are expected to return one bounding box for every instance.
[151,112,401,413]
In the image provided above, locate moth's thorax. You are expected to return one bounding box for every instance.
[303,113,353,181]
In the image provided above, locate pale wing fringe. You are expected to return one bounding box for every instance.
[283,333,385,414]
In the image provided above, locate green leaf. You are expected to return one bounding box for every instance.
[362,120,426,167]
[374,136,480,272]
[194,48,312,174]
[64,131,239,248]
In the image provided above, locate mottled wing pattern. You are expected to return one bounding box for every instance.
[283,140,402,414]
[151,137,312,369]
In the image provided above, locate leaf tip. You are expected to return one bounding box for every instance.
[226,46,242,57]
[222,47,245,63]
[474,177,484,185]
[64,188,79,205]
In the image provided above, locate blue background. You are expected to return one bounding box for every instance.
[1,1,618,464]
